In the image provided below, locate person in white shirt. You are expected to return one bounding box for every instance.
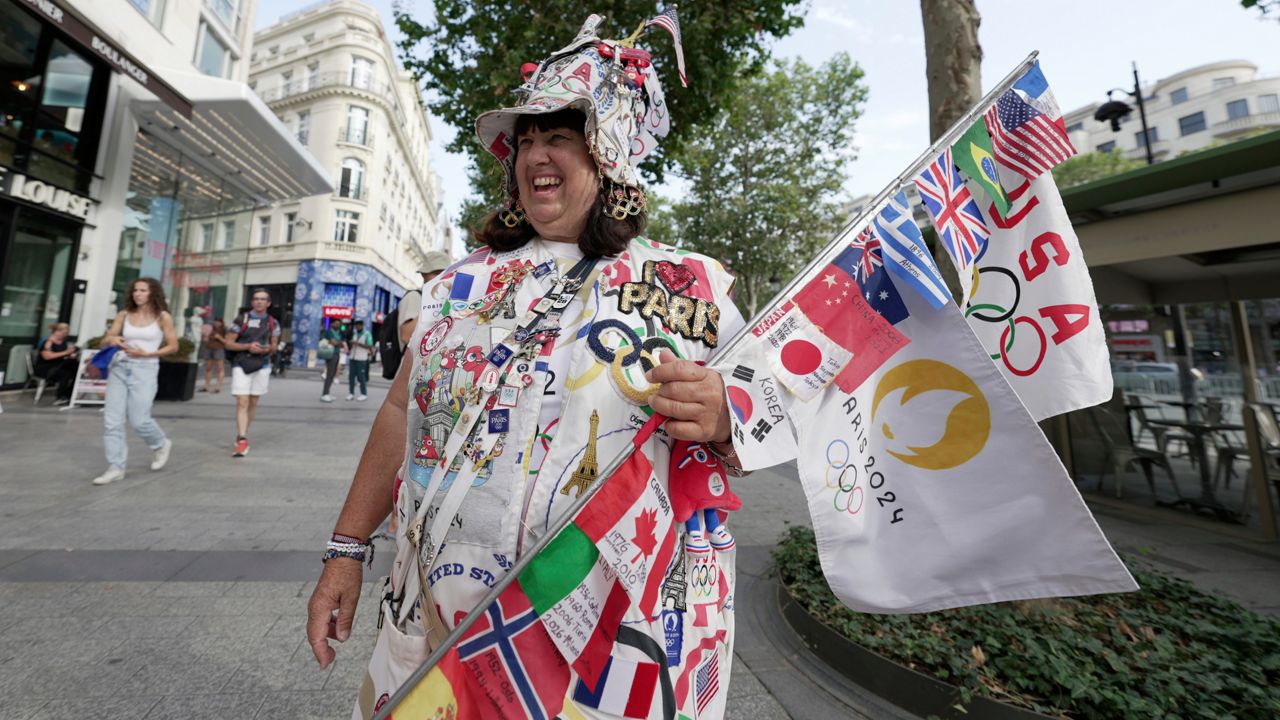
[396,250,453,350]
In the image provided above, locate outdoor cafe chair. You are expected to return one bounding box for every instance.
[1089,407,1182,501]
[1237,403,1280,523]
[23,349,48,405]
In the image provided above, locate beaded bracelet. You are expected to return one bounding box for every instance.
[323,534,374,568]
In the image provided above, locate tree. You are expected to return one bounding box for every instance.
[1051,150,1144,188]
[1242,0,1280,19]
[661,55,868,318]
[919,0,982,297]
[393,0,807,234]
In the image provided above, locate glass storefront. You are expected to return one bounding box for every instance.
[1068,300,1280,533]
[0,207,80,384]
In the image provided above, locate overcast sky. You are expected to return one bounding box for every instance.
[257,0,1279,233]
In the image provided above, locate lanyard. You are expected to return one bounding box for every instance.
[396,253,597,624]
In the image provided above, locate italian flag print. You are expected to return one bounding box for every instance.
[518,524,630,691]
[575,447,678,619]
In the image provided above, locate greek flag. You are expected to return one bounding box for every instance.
[872,192,951,309]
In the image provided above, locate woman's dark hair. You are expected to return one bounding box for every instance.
[473,108,645,257]
[125,277,169,315]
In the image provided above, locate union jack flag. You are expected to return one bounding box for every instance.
[912,148,990,271]
[849,226,883,284]
[645,6,687,87]
[694,654,719,715]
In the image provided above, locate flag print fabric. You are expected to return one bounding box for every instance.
[983,60,1076,180]
[746,247,1136,612]
[913,148,991,301]
[952,120,1011,219]
[960,174,1113,420]
[645,6,687,87]
[722,342,801,471]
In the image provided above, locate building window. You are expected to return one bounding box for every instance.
[351,57,375,90]
[1227,99,1249,120]
[1178,112,1206,136]
[195,22,230,78]
[307,62,320,88]
[339,157,365,200]
[303,32,315,43]
[296,110,310,145]
[128,0,166,27]
[344,105,369,144]
[222,220,235,249]
[1170,87,1188,105]
[1261,94,1280,114]
[257,216,271,246]
[1212,77,1236,90]
[1134,127,1158,148]
[281,70,293,94]
[198,222,214,251]
[284,212,297,243]
[1065,121,1083,133]
[335,210,360,243]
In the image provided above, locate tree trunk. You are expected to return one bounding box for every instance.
[920,0,983,143]
[920,0,982,299]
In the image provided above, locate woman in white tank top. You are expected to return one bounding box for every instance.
[90,277,179,486]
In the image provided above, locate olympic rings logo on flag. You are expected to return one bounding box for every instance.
[825,440,865,516]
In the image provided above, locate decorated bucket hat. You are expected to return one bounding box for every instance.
[475,13,678,221]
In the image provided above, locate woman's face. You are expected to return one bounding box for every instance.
[51,326,67,341]
[514,124,598,243]
[131,282,150,308]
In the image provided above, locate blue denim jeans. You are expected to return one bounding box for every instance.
[103,359,167,470]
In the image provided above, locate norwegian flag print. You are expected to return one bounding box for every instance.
[912,148,991,271]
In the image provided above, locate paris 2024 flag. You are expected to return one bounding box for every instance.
[716,225,1136,612]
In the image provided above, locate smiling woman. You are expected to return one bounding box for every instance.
[307,13,752,720]
[473,108,645,257]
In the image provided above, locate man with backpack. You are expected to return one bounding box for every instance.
[224,289,281,457]
[378,251,452,380]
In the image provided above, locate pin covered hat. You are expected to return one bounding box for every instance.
[475,13,678,199]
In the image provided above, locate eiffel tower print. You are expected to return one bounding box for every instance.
[561,410,600,498]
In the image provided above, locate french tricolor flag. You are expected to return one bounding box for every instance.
[572,656,662,718]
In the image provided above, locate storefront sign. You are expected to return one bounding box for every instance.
[19,0,192,117]
[0,166,97,223]
[323,305,354,320]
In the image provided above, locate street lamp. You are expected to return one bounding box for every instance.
[1094,61,1155,165]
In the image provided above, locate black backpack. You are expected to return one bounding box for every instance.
[378,295,406,379]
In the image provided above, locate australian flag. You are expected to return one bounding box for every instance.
[836,229,909,325]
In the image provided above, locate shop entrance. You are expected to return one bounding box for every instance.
[0,206,80,385]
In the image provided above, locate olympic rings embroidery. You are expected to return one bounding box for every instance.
[965,265,1048,377]
[688,557,717,600]
[610,345,661,405]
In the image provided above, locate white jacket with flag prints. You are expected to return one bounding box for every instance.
[357,236,746,720]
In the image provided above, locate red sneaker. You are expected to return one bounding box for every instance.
[233,438,250,457]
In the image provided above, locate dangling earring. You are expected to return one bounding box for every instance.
[603,181,645,221]
[499,198,525,228]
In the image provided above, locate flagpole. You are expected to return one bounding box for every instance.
[714,50,1039,363]
[375,50,1039,718]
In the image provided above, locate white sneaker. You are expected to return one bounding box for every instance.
[320,394,334,403]
[92,468,125,486]
[346,394,355,401]
[357,394,368,402]
[150,439,172,471]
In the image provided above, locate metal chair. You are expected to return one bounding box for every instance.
[23,350,48,405]
[1238,403,1280,523]
[1089,407,1182,500]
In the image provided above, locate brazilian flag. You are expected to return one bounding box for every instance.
[954,121,1011,220]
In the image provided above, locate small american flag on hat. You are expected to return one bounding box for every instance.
[645,5,687,87]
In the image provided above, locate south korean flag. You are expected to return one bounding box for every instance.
[714,342,799,472]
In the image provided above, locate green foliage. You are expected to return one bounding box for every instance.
[1050,150,1144,189]
[393,0,806,236]
[1242,0,1280,18]
[162,337,196,363]
[662,54,868,317]
[774,525,1280,719]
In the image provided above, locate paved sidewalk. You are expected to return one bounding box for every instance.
[0,374,790,719]
[3,372,1277,719]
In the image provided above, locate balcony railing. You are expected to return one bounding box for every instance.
[1212,111,1280,138]
[256,71,407,127]
[336,185,367,201]
[338,125,372,148]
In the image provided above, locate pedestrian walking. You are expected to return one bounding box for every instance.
[91,278,178,486]
[199,318,226,393]
[224,289,280,457]
[319,322,345,402]
[346,319,372,401]
[33,322,79,404]
[306,18,746,718]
